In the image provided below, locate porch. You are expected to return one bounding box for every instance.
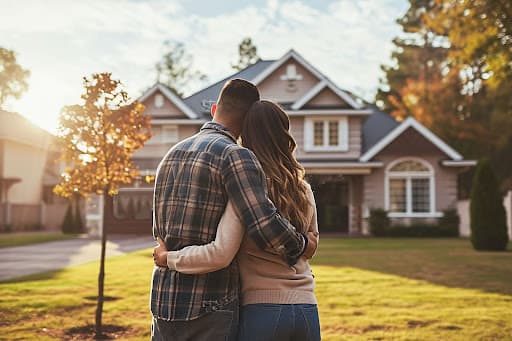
[306,174,364,235]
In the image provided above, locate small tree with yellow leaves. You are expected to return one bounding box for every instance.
[54,73,151,338]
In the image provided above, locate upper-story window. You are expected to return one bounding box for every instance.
[154,94,164,108]
[305,116,348,151]
[147,125,178,145]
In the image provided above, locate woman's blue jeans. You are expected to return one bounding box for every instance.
[238,304,321,341]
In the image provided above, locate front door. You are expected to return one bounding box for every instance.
[309,176,349,233]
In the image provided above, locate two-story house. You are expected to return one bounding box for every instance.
[104,50,475,235]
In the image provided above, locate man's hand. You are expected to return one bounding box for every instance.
[302,231,319,260]
[153,237,168,267]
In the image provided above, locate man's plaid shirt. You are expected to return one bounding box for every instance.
[150,122,306,321]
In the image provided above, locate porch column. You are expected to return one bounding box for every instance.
[349,175,363,235]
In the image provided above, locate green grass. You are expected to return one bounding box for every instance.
[0,232,79,248]
[0,238,511,340]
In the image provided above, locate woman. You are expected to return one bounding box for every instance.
[154,100,321,341]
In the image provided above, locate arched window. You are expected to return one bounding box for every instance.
[385,158,435,216]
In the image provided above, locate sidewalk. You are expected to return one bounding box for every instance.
[0,235,154,281]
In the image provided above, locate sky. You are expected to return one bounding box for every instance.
[1,0,409,132]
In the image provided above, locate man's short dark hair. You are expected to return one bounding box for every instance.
[217,79,260,125]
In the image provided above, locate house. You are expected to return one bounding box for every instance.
[103,50,475,235]
[0,110,68,231]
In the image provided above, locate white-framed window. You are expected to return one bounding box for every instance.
[147,125,178,144]
[385,157,441,218]
[154,94,164,108]
[304,116,348,151]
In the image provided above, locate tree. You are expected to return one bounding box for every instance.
[231,37,261,71]
[425,0,512,188]
[155,41,207,96]
[470,159,509,251]
[53,73,151,337]
[378,0,512,191]
[0,47,30,108]
[426,0,512,91]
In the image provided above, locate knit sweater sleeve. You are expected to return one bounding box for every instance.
[305,183,320,257]
[166,200,244,274]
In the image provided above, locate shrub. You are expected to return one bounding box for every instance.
[74,203,85,233]
[369,208,460,237]
[470,159,509,251]
[61,204,75,234]
[385,223,458,237]
[438,208,460,237]
[369,209,390,236]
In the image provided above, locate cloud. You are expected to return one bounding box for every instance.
[0,0,408,131]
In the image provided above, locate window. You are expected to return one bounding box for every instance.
[386,158,437,217]
[313,122,323,146]
[147,125,178,144]
[154,94,164,108]
[162,125,178,143]
[114,190,153,220]
[305,117,348,151]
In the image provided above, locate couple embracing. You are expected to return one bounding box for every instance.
[150,79,321,341]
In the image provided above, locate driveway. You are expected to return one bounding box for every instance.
[0,235,154,281]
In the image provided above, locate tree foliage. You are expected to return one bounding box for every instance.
[470,159,509,251]
[232,37,261,71]
[0,47,30,108]
[53,73,151,337]
[378,0,512,190]
[54,73,151,198]
[155,41,207,96]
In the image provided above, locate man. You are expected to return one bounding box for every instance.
[151,79,312,340]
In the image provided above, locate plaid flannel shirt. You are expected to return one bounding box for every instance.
[150,121,306,321]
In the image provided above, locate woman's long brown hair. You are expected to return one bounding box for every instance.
[241,100,310,233]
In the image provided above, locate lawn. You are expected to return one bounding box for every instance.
[0,232,79,248]
[0,238,511,340]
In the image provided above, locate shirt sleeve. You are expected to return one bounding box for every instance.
[167,200,244,274]
[305,183,320,257]
[221,146,306,266]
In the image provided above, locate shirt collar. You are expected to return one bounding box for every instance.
[200,121,237,143]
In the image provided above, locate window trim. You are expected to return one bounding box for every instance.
[147,125,179,145]
[384,157,441,218]
[304,116,349,152]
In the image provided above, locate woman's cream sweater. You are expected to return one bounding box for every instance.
[166,183,319,306]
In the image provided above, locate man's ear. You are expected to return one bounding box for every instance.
[210,103,217,118]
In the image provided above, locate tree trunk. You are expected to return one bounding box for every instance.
[95,192,110,338]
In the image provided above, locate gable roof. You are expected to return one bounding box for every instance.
[360,116,463,162]
[184,50,365,115]
[253,50,363,109]
[184,60,275,117]
[0,110,53,150]
[291,80,362,110]
[139,83,198,119]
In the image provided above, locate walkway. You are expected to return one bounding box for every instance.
[0,235,154,281]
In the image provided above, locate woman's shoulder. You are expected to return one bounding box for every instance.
[301,180,315,201]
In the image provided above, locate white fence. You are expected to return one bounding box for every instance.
[457,190,512,240]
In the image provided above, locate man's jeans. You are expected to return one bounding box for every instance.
[238,304,321,341]
[151,298,239,341]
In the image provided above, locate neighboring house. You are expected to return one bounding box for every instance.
[104,49,475,235]
[0,111,67,231]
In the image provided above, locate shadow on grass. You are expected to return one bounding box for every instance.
[0,268,65,284]
[311,238,512,296]
[66,324,128,340]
